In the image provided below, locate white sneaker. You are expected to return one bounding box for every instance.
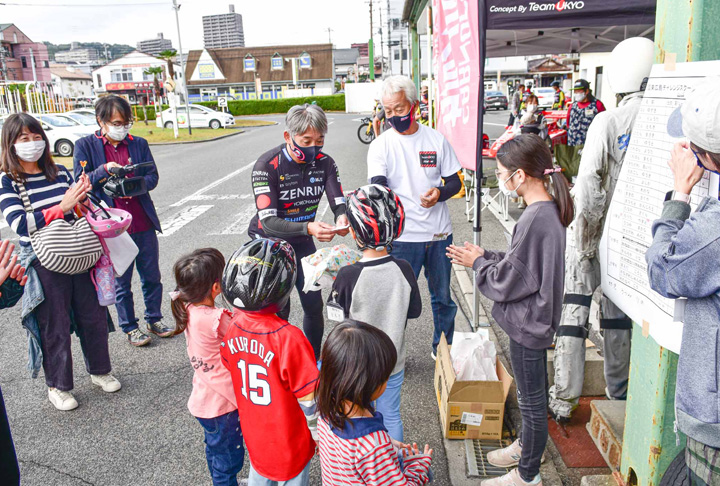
[487,439,547,468]
[91,374,121,393]
[431,351,437,361]
[481,469,542,486]
[48,387,78,411]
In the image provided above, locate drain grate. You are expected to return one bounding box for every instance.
[465,439,513,478]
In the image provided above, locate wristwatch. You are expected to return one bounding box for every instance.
[664,190,691,203]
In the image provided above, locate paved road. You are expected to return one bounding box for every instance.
[0,110,510,486]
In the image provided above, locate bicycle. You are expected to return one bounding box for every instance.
[357,116,376,144]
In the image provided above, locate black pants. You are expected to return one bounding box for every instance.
[508,338,548,481]
[0,385,19,486]
[277,238,325,359]
[34,262,112,391]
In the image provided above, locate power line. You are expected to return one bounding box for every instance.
[0,1,167,6]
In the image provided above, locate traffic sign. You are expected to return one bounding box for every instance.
[218,96,228,108]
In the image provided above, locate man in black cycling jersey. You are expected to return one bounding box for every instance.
[248,103,349,358]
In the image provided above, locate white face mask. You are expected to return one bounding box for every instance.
[574,92,586,103]
[526,104,537,112]
[14,140,46,162]
[106,125,129,141]
[499,170,522,199]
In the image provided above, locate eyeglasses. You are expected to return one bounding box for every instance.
[108,121,133,129]
[692,149,720,176]
[494,168,514,179]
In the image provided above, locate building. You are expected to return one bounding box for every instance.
[351,43,369,57]
[54,42,100,63]
[334,48,359,81]
[0,23,51,82]
[203,4,245,49]
[184,44,334,101]
[383,0,428,77]
[137,33,174,56]
[92,50,183,104]
[50,63,93,98]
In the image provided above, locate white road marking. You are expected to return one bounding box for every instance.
[216,203,258,235]
[159,205,213,237]
[318,201,330,221]
[170,160,256,207]
[184,194,251,201]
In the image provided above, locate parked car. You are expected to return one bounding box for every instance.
[31,114,93,157]
[64,111,97,127]
[70,108,96,117]
[533,87,556,109]
[156,105,235,130]
[484,90,508,110]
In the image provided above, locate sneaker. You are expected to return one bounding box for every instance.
[488,440,546,468]
[147,320,175,338]
[48,387,78,411]
[91,374,121,393]
[481,469,542,486]
[431,351,437,361]
[128,328,151,347]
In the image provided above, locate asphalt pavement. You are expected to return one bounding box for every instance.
[0,110,515,486]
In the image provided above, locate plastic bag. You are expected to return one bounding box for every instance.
[301,244,363,293]
[450,330,499,382]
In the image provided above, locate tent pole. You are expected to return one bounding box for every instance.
[473,0,488,329]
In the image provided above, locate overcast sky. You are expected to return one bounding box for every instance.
[1,0,383,52]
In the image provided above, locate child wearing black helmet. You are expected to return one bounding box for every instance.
[328,184,422,442]
[220,238,318,486]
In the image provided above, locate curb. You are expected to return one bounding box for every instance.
[147,129,245,146]
[450,263,565,486]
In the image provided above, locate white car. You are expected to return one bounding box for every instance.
[65,110,97,127]
[156,105,235,130]
[533,87,557,109]
[32,114,94,157]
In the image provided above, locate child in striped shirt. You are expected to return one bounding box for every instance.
[316,320,432,485]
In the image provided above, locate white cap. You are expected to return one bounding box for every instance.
[667,77,720,153]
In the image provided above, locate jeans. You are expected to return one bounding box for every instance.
[374,369,405,442]
[33,261,112,391]
[196,410,245,486]
[277,238,324,359]
[508,338,548,482]
[115,230,164,334]
[391,235,457,352]
[0,386,19,486]
[248,461,310,486]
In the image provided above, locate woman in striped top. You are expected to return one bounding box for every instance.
[316,320,433,485]
[0,113,120,411]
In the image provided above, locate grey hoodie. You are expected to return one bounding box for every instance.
[646,197,720,448]
[473,201,566,349]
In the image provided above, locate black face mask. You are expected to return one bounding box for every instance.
[388,107,415,133]
[290,137,322,162]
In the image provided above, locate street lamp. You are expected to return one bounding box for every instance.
[172,0,192,135]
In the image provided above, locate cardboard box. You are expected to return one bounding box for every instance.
[434,333,513,440]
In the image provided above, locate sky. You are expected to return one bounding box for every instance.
[1,0,382,52]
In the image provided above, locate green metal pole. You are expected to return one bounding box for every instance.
[369,39,375,81]
[411,23,420,92]
[621,2,720,484]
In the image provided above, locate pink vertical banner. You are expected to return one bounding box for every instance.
[432,0,481,171]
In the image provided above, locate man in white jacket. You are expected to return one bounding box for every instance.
[549,38,654,421]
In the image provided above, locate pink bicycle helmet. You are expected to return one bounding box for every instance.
[85,202,132,239]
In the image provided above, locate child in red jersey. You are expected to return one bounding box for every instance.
[220,238,319,486]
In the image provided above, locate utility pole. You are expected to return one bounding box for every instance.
[399,36,404,75]
[172,0,192,135]
[29,48,37,82]
[0,45,7,81]
[327,27,333,45]
[378,4,384,76]
[387,0,392,75]
[368,0,375,81]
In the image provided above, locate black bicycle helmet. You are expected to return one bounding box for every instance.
[551,80,561,88]
[346,184,405,251]
[222,238,297,314]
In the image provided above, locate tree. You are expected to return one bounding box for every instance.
[144,66,165,126]
[158,49,177,80]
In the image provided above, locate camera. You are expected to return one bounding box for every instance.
[103,162,154,199]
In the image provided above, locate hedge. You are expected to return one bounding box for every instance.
[132,104,169,122]
[197,94,345,115]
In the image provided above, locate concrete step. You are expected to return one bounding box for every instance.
[586,400,626,472]
[547,346,607,397]
[580,475,616,486]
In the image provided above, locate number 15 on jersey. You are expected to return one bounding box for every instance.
[237,359,271,406]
